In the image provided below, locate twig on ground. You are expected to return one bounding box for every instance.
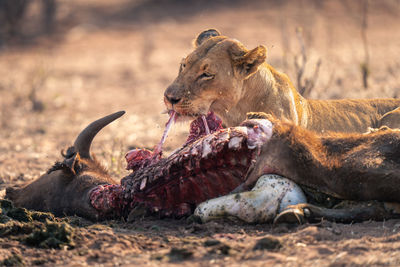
[360,0,370,89]
[27,68,47,112]
[294,27,321,98]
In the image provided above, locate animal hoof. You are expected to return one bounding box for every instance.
[274,207,306,224]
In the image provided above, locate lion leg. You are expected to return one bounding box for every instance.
[378,107,400,129]
[274,201,400,224]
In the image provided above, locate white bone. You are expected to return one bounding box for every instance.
[194,174,306,223]
[228,136,242,150]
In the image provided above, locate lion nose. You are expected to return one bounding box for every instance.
[164,94,182,105]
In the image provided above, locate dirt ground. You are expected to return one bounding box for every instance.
[1,0,400,266]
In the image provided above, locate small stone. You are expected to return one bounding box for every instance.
[186,214,202,224]
[168,248,193,261]
[328,226,342,235]
[32,258,46,265]
[203,239,221,247]
[206,242,231,255]
[253,236,282,251]
[217,244,230,255]
[150,225,160,231]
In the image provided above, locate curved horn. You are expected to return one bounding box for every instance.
[73,111,125,159]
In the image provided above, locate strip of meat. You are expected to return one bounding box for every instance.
[125,111,222,172]
[125,111,177,171]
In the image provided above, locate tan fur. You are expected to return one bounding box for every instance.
[164,29,400,133]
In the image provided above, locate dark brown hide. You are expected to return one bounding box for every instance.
[5,111,124,220]
[6,158,115,220]
[246,117,400,203]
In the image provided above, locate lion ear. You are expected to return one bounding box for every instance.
[194,29,221,47]
[232,45,267,79]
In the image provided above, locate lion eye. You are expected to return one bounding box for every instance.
[199,72,214,80]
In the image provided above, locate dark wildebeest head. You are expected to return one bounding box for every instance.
[5,111,124,220]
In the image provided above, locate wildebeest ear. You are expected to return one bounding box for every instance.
[61,146,82,175]
[63,152,82,175]
[47,147,83,175]
[231,45,267,79]
[194,29,221,47]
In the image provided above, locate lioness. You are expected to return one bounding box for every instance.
[164,29,400,133]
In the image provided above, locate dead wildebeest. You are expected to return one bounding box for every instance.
[5,111,400,223]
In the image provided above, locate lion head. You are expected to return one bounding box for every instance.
[164,29,267,121]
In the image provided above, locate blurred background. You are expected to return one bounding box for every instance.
[1,0,400,188]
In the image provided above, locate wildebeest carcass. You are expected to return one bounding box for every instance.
[5,111,400,223]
